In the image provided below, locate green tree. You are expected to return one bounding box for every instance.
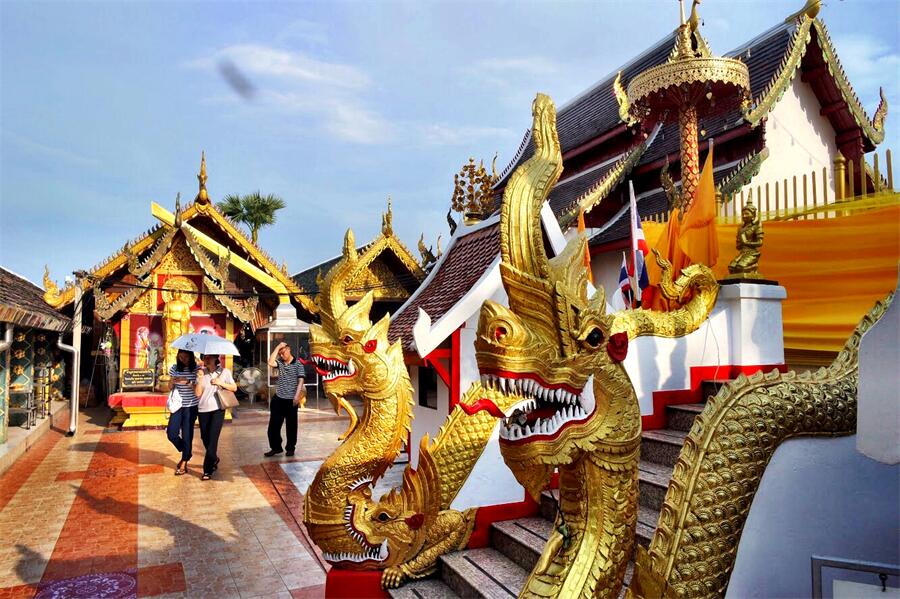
[217,192,286,244]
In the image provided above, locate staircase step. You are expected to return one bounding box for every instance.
[636,505,659,548]
[388,578,460,598]
[665,403,705,432]
[491,517,551,572]
[641,429,688,468]
[701,379,730,401]
[540,489,559,521]
[638,460,674,512]
[440,547,527,599]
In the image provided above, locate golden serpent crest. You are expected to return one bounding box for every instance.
[467,93,720,598]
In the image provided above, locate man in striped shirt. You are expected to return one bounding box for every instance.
[264,342,305,457]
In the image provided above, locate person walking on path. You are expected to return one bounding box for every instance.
[167,350,200,475]
[265,342,305,457]
[196,354,237,480]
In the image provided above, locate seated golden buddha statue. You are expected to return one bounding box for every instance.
[727,199,764,279]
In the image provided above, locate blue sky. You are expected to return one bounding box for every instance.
[2,0,897,286]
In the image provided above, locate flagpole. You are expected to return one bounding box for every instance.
[628,180,641,306]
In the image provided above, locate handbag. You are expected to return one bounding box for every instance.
[166,388,182,413]
[215,388,240,410]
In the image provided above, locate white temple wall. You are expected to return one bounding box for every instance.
[408,365,449,467]
[726,436,900,598]
[591,251,627,312]
[452,285,524,511]
[751,76,838,205]
[623,283,786,415]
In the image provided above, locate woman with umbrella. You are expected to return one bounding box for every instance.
[169,332,241,479]
[196,353,237,480]
[167,349,200,475]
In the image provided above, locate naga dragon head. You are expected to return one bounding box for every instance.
[309,229,403,406]
[472,93,718,499]
[326,438,440,570]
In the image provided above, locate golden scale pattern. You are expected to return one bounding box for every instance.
[630,292,892,598]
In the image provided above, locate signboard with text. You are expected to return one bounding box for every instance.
[122,368,155,390]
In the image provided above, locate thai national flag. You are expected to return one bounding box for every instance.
[618,254,634,308]
[629,181,650,302]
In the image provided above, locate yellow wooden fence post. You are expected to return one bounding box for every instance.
[834,152,846,200]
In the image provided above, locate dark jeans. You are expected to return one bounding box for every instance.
[268,395,298,452]
[198,409,225,475]
[167,405,199,462]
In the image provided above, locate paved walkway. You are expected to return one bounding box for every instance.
[0,404,348,599]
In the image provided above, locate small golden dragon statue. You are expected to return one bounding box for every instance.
[303,228,519,589]
[466,92,719,598]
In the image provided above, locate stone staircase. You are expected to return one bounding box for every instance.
[389,381,725,598]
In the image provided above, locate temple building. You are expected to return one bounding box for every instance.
[482,4,892,362]
[292,202,427,326]
[42,154,316,424]
[0,267,72,451]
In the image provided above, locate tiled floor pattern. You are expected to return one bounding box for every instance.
[0,405,352,599]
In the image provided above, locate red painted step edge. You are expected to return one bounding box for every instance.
[641,363,787,431]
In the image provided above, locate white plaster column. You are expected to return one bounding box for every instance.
[718,283,787,366]
[857,273,899,464]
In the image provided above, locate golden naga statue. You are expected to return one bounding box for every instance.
[726,199,764,280]
[624,293,887,598]
[162,290,192,373]
[468,93,719,598]
[304,230,519,589]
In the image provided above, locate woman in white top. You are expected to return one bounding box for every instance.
[196,354,237,481]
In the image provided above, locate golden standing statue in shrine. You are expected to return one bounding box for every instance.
[727,199,765,279]
[163,290,192,374]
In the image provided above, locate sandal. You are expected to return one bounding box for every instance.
[202,473,211,481]
[175,460,186,476]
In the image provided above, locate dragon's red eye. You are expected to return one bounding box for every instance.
[363,339,377,353]
[494,326,508,341]
[342,335,353,345]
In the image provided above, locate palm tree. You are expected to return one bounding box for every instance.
[217,192,286,244]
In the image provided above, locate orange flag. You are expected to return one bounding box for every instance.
[643,208,686,311]
[578,208,593,284]
[679,142,719,267]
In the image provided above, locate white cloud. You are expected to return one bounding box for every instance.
[831,34,900,105]
[186,44,369,89]
[185,44,391,144]
[275,19,329,47]
[467,57,560,77]
[420,123,514,146]
[2,130,101,168]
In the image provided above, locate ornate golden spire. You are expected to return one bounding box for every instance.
[174,192,183,228]
[196,151,209,204]
[382,197,393,235]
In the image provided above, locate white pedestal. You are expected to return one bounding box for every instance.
[718,283,787,366]
[857,274,899,464]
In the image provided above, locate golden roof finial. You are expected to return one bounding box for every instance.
[174,192,183,227]
[382,197,394,235]
[196,151,209,204]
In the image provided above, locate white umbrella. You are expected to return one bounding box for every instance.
[170,332,240,356]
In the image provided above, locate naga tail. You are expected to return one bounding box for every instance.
[630,292,894,598]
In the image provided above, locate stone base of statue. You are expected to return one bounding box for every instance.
[717,282,787,366]
[720,275,780,286]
